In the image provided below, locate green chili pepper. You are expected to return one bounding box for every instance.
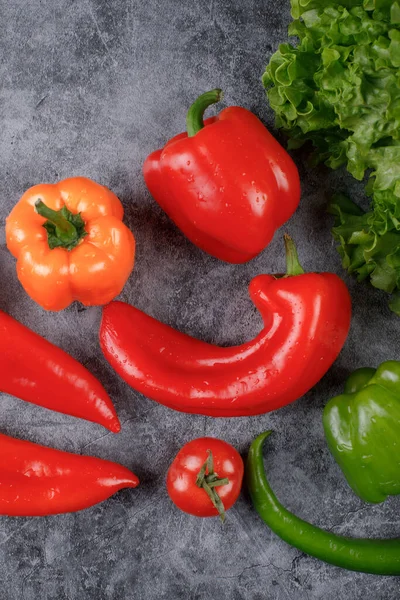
[246,431,400,575]
[323,361,400,503]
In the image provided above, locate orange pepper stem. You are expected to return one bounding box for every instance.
[186,89,224,138]
[195,450,228,523]
[35,200,87,251]
[284,234,305,277]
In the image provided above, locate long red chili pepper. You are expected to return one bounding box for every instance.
[100,236,351,417]
[0,432,139,516]
[0,310,120,432]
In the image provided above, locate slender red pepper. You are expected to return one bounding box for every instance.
[143,89,301,263]
[0,432,139,516]
[0,310,120,432]
[99,236,351,417]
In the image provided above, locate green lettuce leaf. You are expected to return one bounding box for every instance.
[264,0,400,312]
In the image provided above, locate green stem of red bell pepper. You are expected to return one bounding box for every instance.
[246,431,400,575]
[186,89,224,137]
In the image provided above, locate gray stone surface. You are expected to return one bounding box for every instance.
[0,0,399,598]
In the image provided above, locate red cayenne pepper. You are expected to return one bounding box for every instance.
[0,432,139,516]
[0,310,120,432]
[99,236,351,417]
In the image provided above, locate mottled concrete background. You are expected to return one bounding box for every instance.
[0,1,399,598]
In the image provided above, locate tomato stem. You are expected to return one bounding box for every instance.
[208,478,229,488]
[195,450,228,523]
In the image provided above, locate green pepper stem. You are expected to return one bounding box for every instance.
[35,200,77,237]
[195,450,228,523]
[186,89,224,137]
[35,200,87,251]
[284,234,305,277]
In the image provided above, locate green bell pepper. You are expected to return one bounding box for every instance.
[323,361,400,503]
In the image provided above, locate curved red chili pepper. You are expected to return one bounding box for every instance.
[143,89,301,264]
[0,432,139,516]
[99,238,351,417]
[0,310,120,432]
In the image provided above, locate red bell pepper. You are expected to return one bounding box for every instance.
[0,432,139,516]
[99,236,351,417]
[0,310,120,432]
[143,89,301,264]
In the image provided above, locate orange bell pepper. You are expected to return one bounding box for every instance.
[6,177,135,311]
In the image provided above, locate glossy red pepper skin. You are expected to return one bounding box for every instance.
[143,107,301,263]
[99,272,351,417]
[0,310,120,432]
[0,432,139,516]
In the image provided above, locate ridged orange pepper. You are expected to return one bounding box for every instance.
[6,177,135,311]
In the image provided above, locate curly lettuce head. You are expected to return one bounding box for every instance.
[264,0,400,312]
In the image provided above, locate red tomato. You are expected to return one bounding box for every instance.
[166,437,244,520]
